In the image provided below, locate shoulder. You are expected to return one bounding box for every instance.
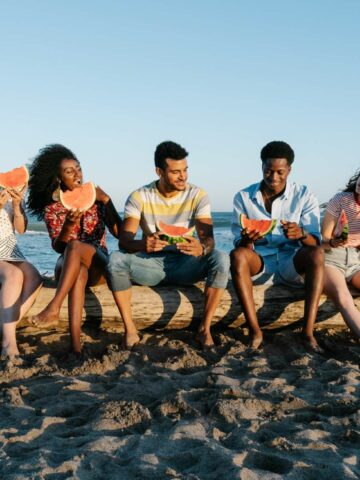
[289,182,317,200]
[187,183,208,198]
[233,182,259,201]
[127,182,156,200]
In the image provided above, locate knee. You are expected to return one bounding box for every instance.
[307,246,325,266]
[77,266,89,283]
[0,265,24,285]
[208,249,230,273]
[107,251,128,274]
[66,240,83,254]
[230,247,249,272]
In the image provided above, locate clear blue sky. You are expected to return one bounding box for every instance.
[1,0,359,210]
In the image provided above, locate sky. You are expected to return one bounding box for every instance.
[1,0,359,211]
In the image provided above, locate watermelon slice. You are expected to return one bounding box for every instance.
[60,182,96,211]
[0,165,29,191]
[333,209,349,241]
[239,214,276,237]
[157,220,195,244]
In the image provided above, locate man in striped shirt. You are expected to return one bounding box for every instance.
[107,141,230,350]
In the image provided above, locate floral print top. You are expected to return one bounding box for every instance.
[44,201,108,253]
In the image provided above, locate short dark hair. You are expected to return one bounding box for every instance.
[27,144,78,220]
[260,141,295,165]
[344,169,360,193]
[154,141,188,169]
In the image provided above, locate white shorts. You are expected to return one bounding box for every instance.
[252,251,304,287]
[324,247,360,281]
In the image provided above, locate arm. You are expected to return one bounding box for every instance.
[282,188,321,246]
[96,186,123,239]
[52,210,83,254]
[8,187,27,234]
[231,191,262,249]
[321,210,346,249]
[119,216,168,253]
[176,217,214,257]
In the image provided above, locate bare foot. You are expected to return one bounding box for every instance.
[196,330,215,351]
[122,332,141,350]
[249,332,263,350]
[302,333,324,354]
[1,344,20,359]
[28,307,60,328]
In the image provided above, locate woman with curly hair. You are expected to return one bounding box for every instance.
[321,169,360,337]
[27,144,122,355]
[1,182,42,360]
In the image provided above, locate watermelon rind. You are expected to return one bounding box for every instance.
[156,221,195,244]
[239,214,276,237]
[0,165,29,191]
[60,182,96,211]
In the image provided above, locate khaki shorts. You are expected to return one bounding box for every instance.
[324,247,360,281]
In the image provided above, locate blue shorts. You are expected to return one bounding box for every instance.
[252,251,304,287]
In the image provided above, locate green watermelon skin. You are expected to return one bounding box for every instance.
[157,221,195,244]
[159,234,191,244]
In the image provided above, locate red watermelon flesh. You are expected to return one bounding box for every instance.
[157,220,195,244]
[60,182,96,211]
[0,166,29,191]
[240,214,277,237]
[334,209,349,240]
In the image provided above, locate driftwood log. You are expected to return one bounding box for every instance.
[19,278,359,333]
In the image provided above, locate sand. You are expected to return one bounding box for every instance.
[1,325,359,479]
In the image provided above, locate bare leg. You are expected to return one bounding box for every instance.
[30,241,97,327]
[293,246,324,350]
[68,265,88,353]
[324,267,360,337]
[196,287,224,348]
[230,247,264,349]
[1,261,42,358]
[112,288,140,349]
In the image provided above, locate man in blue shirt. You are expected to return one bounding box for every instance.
[231,141,324,351]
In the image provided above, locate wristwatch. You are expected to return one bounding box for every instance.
[299,227,308,241]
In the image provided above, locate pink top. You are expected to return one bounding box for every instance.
[44,201,108,253]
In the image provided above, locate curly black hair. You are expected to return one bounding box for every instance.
[260,141,295,165]
[27,144,78,220]
[343,169,360,193]
[154,141,188,170]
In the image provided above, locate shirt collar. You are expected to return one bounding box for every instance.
[252,181,291,201]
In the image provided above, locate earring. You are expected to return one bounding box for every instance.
[52,181,61,201]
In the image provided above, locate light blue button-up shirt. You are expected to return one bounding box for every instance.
[231,181,321,257]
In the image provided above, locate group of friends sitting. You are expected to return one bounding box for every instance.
[0,140,359,360]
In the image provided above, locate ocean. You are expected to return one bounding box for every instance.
[18,212,234,275]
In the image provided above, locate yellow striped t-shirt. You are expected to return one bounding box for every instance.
[124,181,211,235]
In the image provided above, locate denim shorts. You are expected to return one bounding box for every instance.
[252,251,304,287]
[324,247,360,281]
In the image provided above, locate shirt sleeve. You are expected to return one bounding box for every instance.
[194,189,211,219]
[231,191,246,247]
[300,188,321,242]
[325,193,342,219]
[124,190,142,220]
[44,204,67,246]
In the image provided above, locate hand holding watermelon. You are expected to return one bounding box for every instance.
[144,233,169,253]
[333,209,349,242]
[176,235,203,256]
[0,189,11,209]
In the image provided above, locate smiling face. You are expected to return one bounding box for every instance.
[58,158,83,191]
[157,158,188,193]
[262,157,291,194]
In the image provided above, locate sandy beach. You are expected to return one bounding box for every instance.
[1,323,359,479]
